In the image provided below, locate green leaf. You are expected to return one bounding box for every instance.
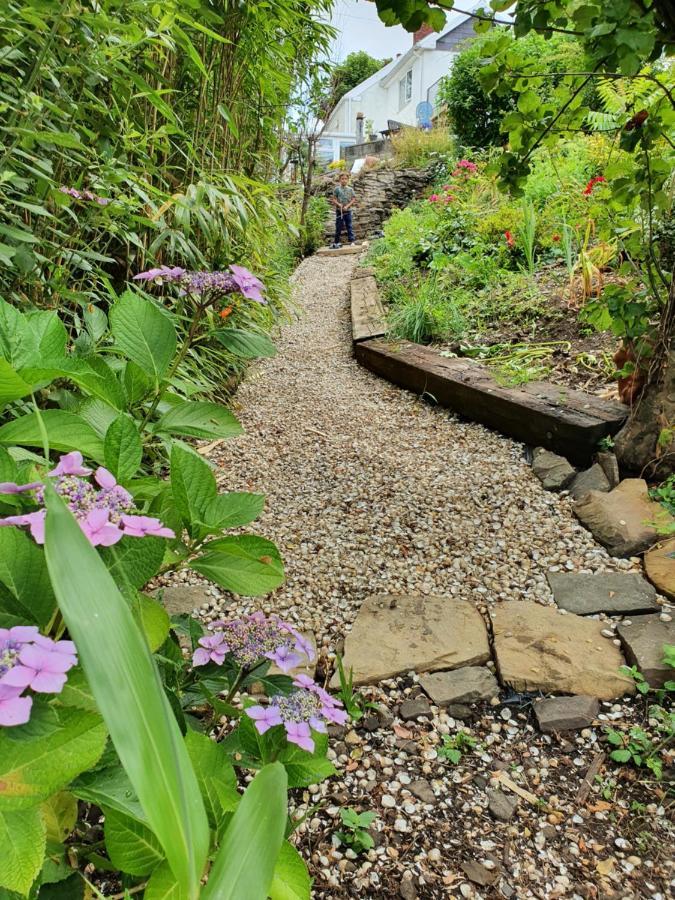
[170,444,217,535]
[43,485,209,897]
[191,535,284,596]
[201,492,265,531]
[0,706,107,810]
[99,536,166,591]
[269,842,311,900]
[0,410,104,462]
[202,763,287,900]
[24,311,67,360]
[0,807,45,895]
[610,749,632,763]
[517,90,539,115]
[0,528,56,627]
[277,733,336,788]
[185,731,239,830]
[104,415,143,482]
[0,359,35,404]
[104,807,165,876]
[136,593,171,652]
[110,291,176,385]
[124,361,154,404]
[155,400,242,440]
[57,667,98,714]
[144,861,190,900]
[215,328,277,359]
[41,792,78,844]
[72,765,145,822]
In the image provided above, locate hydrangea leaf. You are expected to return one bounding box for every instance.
[103,415,143,482]
[103,807,165,876]
[191,535,284,596]
[269,841,311,900]
[0,527,56,626]
[155,400,243,441]
[110,291,177,385]
[0,806,46,895]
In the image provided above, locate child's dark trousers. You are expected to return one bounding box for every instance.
[334,210,354,244]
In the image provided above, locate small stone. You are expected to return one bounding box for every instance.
[420,667,499,705]
[408,779,436,805]
[487,789,518,822]
[568,464,611,500]
[394,818,408,833]
[399,876,417,900]
[617,615,675,688]
[531,448,576,491]
[381,794,396,808]
[399,697,431,720]
[461,860,499,887]
[534,696,600,732]
[596,451,620,488]
[344,730,361,745]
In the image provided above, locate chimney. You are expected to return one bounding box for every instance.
[356,112,364,143]
[413,22,436,44]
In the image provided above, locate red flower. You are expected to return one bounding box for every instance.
[504,230,515,248]
[583,175,606,196]
[552,233,561,242]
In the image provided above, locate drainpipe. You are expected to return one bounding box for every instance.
[356,112,364,144]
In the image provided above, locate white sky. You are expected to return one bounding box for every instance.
[328,0,412,63]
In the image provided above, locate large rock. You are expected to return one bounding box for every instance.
[547,571,659,616]
[491,602,634,700]
[533,696,599,732]
[420,667,499,705]
[617,614,675,688]
[644,538,675,600]
[568,463,611,500]
[331,594,490,687]
[531,448,576,491]
[573,479,673,557]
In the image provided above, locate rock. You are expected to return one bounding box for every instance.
[573,479,673,557]
[461,860,499,887]
[445,703,473,720]
[491,602,634,700]
[547,572,659,616]
[399,876,418,900]
[533,696,600,732]
[487,789,518,822]
[420,667,499,705]
[399,697,432,720]
[617,614,675,688]
[597,451,620,488]
[330,594,490,687]
[155,585,212,616]
[531,448,576,491]
[644,537,675,600]
[568,463,611,500]
[408,779,436,805]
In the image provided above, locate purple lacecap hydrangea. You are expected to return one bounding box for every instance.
[0,626,77,727]
[133,264,266,303]
[0,452,174,547]
[192,611,314,672]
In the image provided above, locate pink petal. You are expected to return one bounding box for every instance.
[50,452,91,477]
[192,648,210,666]
[94,467,117,489]
[0,481,41,494]
[0,665,35,689]
[0,692,32,726]
[30,670,68,693]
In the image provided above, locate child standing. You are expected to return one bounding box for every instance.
[331,172,356,247]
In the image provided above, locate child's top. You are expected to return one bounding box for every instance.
[333,183,355,207]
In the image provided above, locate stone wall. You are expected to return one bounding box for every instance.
[317,166,432,241]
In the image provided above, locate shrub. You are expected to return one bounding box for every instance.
[391,126,455,167]
[301,195,331,255]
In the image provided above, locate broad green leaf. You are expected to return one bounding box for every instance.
[57,667,97,713]
[100,536,166,591]
[137,593,171,652]
[110,291,176,384]
[0,528,57,627]
[24,311,67,360]
[0,299,27,365]
[201,492,265,531]
[38,873,84,899]
[41,792,78,843]
[170,444,217,534]
[0,359,35,404]
[144,861,190,900]
[0,706,107,810]
[43,486,209,897]
[269,842,311,900]
[124,361,154,404]
[155,401,242,440]
[202,763,287,900]
[0,410,104,462]
[185,731,239,830]
[104,415,143,481]
[0,807,45,895]
[277,733,336,788]
[104,807,164,876]
[215,328,277,359]
[22,359,126,410]
[191,535,284,596]
[72,766,145,822]
[77,398,119,438]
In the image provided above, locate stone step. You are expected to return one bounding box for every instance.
[351,274,387,343]
[547,571,660,616]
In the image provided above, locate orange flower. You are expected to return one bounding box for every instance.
[219,306,233,319]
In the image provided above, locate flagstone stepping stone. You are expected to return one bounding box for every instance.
[644,538,675,600]
[533,696,599,732]
[330,594,490,687]
[531,448,576,491]
[547,571,659,616]
[420,666,499,706]
[568,463,611,500]
[617,614,675,688]
[491,602,634,700]
[574,478,673,557]
[155,584,213,616]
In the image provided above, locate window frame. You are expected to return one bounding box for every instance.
[398,68,413,110]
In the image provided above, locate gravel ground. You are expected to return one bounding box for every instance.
[176,254,673,899]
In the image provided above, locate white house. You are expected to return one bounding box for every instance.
[318,2,484,163]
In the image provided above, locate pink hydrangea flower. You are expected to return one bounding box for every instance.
[120,515,175,539]
[49,451,92,477]
[192,633,229,667]
[80,508,124,547]
[0,684,32,727]
[247,704,283,734]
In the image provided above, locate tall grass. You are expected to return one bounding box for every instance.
[387,275,467,343]
[391,126,456,168]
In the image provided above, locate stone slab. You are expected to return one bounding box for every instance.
[532,448,576,491]
[574,478,673,557]
[331,594,490,687]
[491,602,634,700]
[420,666,499,706]
[644,538,675,600]
[617,614,675,688]
[533,695,599,732]
[568,463,611,500]
[155,585,212,616]
[547,572,659,616]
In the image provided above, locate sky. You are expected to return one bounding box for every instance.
[328,0,412,63]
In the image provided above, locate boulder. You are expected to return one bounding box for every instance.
[568,463,611,500]
[547,571,659,616]
[617,614,675,688]
[573,478,673,557]
[420,667,499,706]
[533,696,599,732]
[531,448,576,491]
[644,538,675,600]
[491,602,634,700]
[330,594,490,687]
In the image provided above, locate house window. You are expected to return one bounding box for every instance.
[398,69,413,109]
